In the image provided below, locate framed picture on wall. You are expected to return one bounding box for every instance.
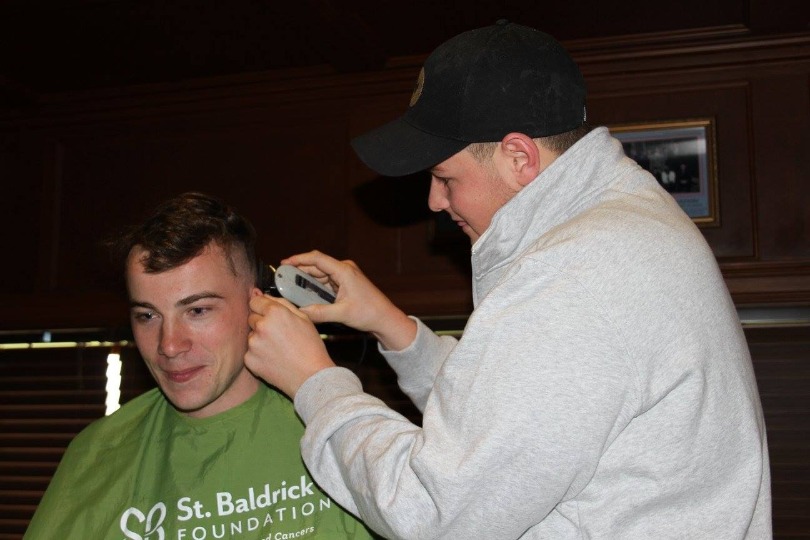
[609,119,719,227]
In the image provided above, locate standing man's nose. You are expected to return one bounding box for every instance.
[428,177,449,213]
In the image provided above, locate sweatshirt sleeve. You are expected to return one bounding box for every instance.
[379,317,458,412]
[294,264,637,540]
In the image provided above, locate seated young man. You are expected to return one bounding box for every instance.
[24,192,376,540]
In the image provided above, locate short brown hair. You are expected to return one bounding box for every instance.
[537,123,593,154]
[114,192,258,282]
[465,123,593,163]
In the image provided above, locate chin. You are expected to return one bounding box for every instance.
[163,390,207,415]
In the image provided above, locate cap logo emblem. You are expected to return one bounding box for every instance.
[409,68,425,107]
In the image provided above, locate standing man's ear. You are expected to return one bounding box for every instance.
[497,132,560,188]
[496,132,541,189]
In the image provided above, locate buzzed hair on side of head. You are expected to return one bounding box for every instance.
[465,123,593,164]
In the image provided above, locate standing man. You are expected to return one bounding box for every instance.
[246,21,772,539]
[25,192,376,539]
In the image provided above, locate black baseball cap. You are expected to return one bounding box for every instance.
[351,20,587,177]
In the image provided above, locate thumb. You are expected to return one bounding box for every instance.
[298,303,334,324]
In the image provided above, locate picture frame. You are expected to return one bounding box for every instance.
[609,119,719,227]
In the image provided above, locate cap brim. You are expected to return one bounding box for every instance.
[351,116,470,177]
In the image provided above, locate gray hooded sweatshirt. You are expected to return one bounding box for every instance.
[294,127,772,539]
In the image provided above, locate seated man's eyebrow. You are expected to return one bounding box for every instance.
[127,293,224,310]
[177,292,224,307]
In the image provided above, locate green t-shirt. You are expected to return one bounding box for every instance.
[24,384,377,539]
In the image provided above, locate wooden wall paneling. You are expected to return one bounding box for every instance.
[745,325,810,539]
[0,30,809,325]
[35,137,65,295]
[343,98,412,279]
[0,132,46,297]
[720,63,810,305]
[14,106,352,324]
[750,73,810,261]
[747,0,810,32]
[0,80,360,327]
[722,263,810,306]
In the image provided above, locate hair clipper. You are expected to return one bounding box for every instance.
[260,263,336,307]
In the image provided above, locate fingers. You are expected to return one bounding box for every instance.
[249,294,309,322]
[282,250,357,280]
[275,251,380,330]
[298,302,342,324]
[245,290,337,398]
[280,250,331,272]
